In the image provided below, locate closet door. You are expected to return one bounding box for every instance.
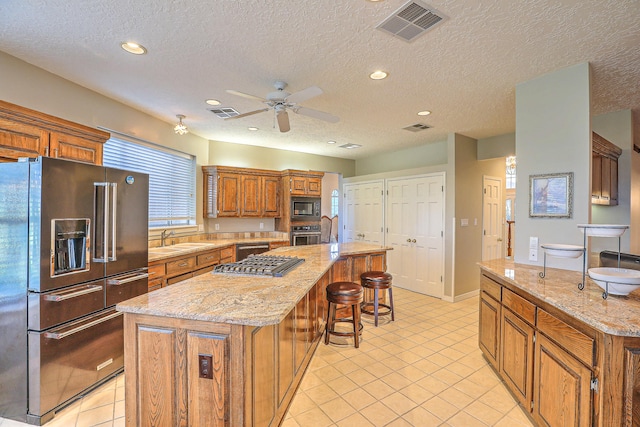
[343,180,384,244]
[386,173,444,297]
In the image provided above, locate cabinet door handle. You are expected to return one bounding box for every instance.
[178,262,188,267]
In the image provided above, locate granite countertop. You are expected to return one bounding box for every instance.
[479,258,640,337]
[148,237,288,262]
[118,242,392,326]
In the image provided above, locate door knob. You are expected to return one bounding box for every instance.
[497,238,503,242]
[407,239,412,243]
[411,239,417,243]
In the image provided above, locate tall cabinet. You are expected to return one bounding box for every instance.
[0,100,108,165]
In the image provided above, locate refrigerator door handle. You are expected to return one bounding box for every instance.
[43,284,103,302]
[93,182,109,263]
[109,182,118,262]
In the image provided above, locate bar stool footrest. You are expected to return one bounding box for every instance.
[360,302,393,317]
[326,319,364,337]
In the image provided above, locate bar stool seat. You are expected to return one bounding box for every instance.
[325,281,364,348]
[360,271,395,327]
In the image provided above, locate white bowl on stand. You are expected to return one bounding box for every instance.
[588,267,640,295]
[540,244,584,258]
[577,224,629,237]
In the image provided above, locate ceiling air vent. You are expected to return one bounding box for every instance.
[340,143,362,149]
[403,123,431,132]
[208,107,239,119]
[376,0,446,43]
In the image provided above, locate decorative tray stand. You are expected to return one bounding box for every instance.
[578,224,633,299]
[538,244,585,284]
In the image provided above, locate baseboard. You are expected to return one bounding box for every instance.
[450,289,479,302]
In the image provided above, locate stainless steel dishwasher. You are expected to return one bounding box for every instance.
[235,242,270,261]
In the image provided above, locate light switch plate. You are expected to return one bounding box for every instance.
[529,236,539,249]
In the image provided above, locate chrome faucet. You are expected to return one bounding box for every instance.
[160,229,175,247]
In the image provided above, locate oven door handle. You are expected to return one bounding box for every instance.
[107,271,149,285]
[43,284,103,302]
[44,311,123,340]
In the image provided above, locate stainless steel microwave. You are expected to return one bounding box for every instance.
[291,197,321,221]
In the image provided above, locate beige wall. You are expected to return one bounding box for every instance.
[514,63,592,270]
[355,140,448,176]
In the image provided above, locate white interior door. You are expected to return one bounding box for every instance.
[343,181,384,244]
[386,174,444,298]
[482,176,503,261]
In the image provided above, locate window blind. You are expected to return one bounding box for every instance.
[103,135,196,228]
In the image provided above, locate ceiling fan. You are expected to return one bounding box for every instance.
[225,81,339,133]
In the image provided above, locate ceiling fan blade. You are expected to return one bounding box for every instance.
[226,89,266,102]
[285,86,323,104]
[224,108,269,120]
[294,106,339,123]
[277,110,290,132]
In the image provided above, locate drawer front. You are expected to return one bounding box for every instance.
[28,308,123,416]
[537,309,594,367]
[166,256,196,275]
[502,288,536,325]
[167,272,193,285]
[148,278,163,291]
[28,280,105,330]
[197,250,220,267]
[481,274,502,301]
[106,270,149,307]
[148,263,165,279]
[220,246,234,260]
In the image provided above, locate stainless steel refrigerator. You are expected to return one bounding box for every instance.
[0,156,149,425]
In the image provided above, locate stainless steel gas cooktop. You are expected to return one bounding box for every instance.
[213,255,305,277]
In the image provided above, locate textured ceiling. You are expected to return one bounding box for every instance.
[1,0,639,160]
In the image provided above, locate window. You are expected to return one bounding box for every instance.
[103,135,196,228]
[331,189,339,217]
[506,156,516,189]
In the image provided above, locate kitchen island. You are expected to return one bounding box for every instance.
[478,258,640,427]
[117,242,391,427]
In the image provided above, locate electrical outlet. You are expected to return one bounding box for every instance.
[259,222,264,230]
[214,223,220,231]
[198,354,213,379]
[529,248,538,262]
[198,224,204,232]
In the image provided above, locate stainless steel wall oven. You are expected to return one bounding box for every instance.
[290,225,321,246]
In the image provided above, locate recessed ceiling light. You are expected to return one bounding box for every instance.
[327,140,336,144]
[417,110,431,116]
[248,127,259,131]
[120,42,147,55]
[206,99,221,106]
[369,70,388,80]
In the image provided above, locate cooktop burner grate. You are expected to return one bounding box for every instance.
[213,255,305,277]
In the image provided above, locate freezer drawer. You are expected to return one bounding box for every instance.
[105,269,149,307]
[28,280,105,331]
[28,308,124,421]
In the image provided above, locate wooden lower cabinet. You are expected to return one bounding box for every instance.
[479,270,640,426]
[534,334,591,427]
[148,245,234,291]
[125,271,331,427]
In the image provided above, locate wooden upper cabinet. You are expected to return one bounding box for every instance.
[283,170,324,196]
[202,166,281,218]
[240,174,261,217]
[217,172,241,217]
[592,131,622,206]
[0,100,108,165]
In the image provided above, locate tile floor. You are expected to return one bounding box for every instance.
[0,288,534,427]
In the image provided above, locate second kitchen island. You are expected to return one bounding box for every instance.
[116,242,391,427]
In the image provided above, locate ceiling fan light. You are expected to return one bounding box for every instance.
[174,114,188,135]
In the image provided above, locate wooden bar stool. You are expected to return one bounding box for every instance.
[360,271,394,326]
[325,281,364,348]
